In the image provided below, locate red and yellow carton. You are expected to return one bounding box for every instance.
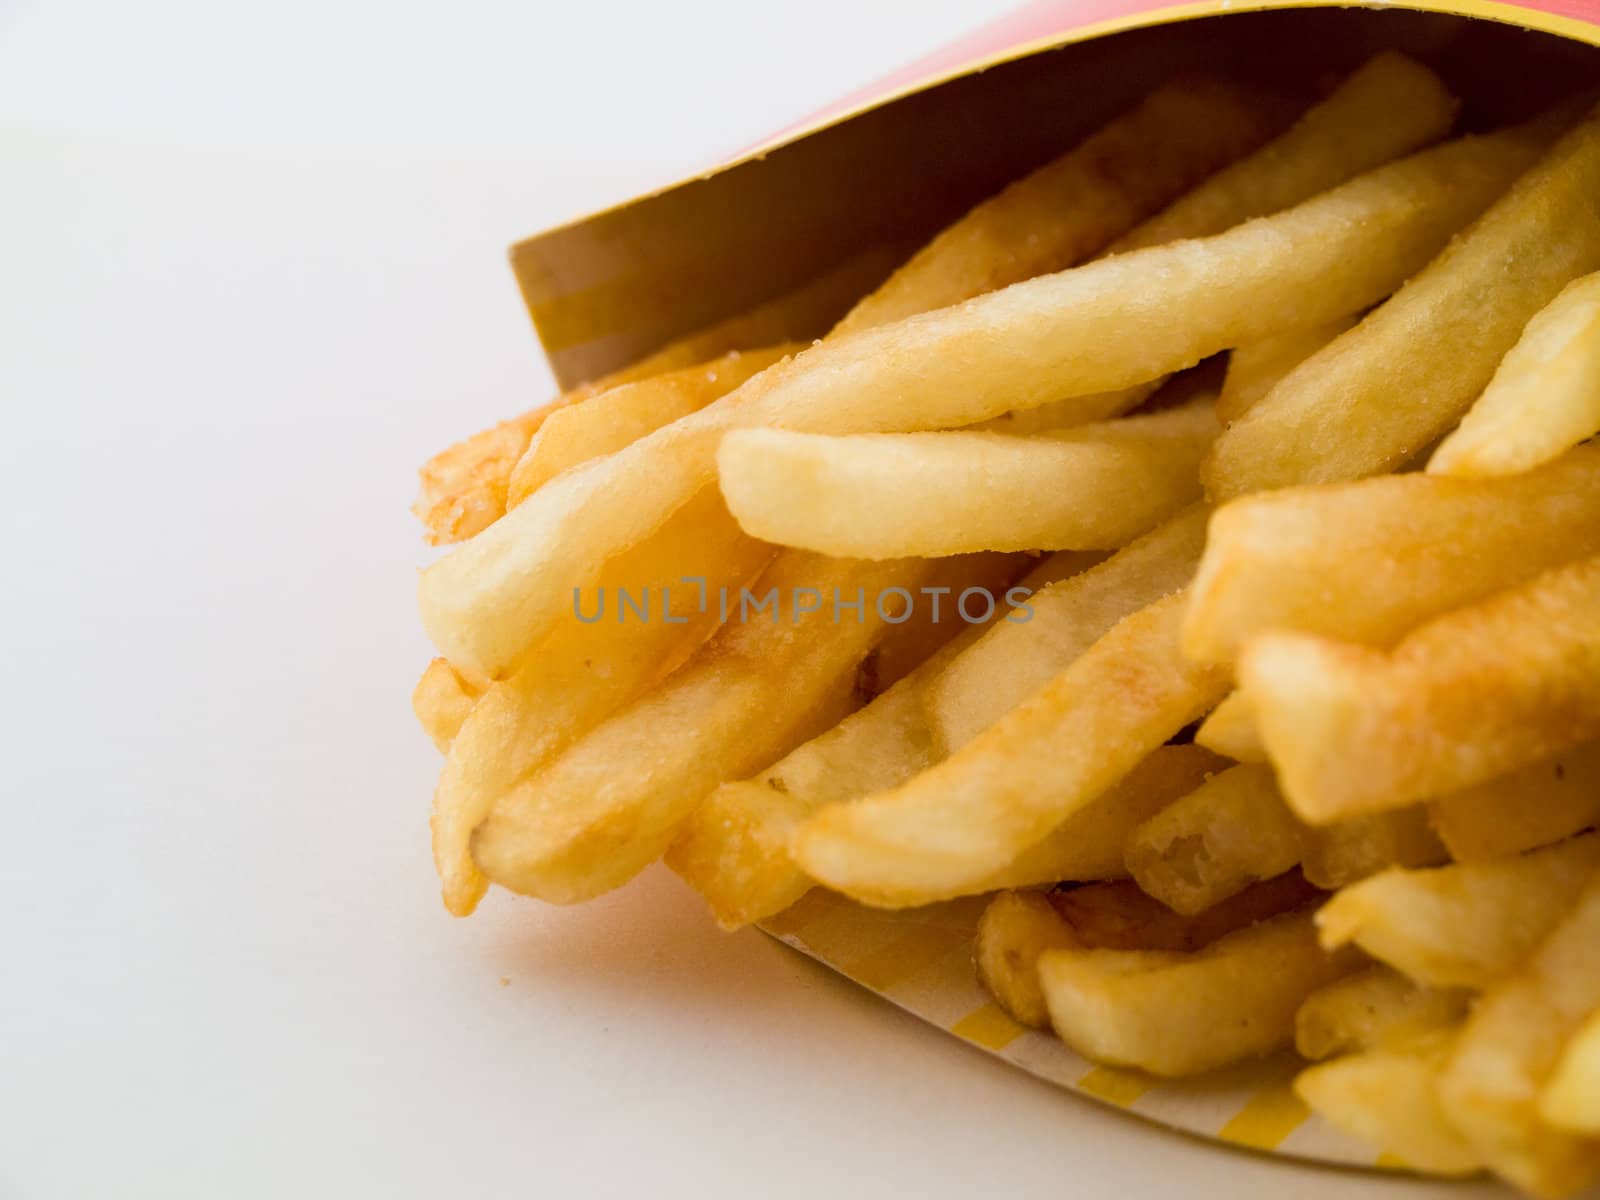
[500,0,1599,1167]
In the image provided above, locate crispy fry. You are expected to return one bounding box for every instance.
[925,506,1208,754]
[1183,444,1600,667]
[506,343,795,504]
[1216,314,1358,425]
[1439,873,1600,1195]
[1193,691,1265,762]
[790,591,1230,904]
[1316,834,1600,989]
[665,553,1074,929]
[1542,1012,1600,1136]
[718,400,1215,558]
[1430,269,1600,477]
[1295,966,1469,1062]
[1243,553,1600,823]
[413,250,893,545]
[431,488,769,915]
[1297,809,1445,890]
[1124,763,1309,915]
[976,873,1317,1030]
[412,658,488,752]
[1106,52,1457,253]
[470,553,932,903]
[833,76,1290,336]
[1205,102,1598,496]
[1039,910,1352,1077]
[1429,743,1600,862]
[1296,1032,1486,1175]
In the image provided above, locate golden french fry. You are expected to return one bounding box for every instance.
[665,553,1072,930]
[470,553,933,904]
[431,487,769,915]
[412,658,487,752]
[925,506,1208,754]
[1107,51,1457,253]
[1316,834,1600,989]
[1039,910,1352,1077]
[1542,1011,1600,1136]
[718,400,1215,558]
[1298,809,1445,891]
[1205,102,1598,497]
[1216,314,1359,425]
[506,343,796,504]
[413,249,893,545]
[1124,763,1308,915]
[790,591,1230,903]
[1439,873,1600,1196]
[1295,966,1470,1061]
[1243,553,1600,823]
[1430,270,1600,477]
[1429,743,1600,863]
[1193,690,1265,762]
[1184,444,1600,667]
[833,75,1289,336]
[976,873,1317,1029]
[1296,1032,1487,1175]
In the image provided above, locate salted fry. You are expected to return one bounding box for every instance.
[470,553,931,903]
[665,554,1073,929]
[1184,444,1600,667]
[1440,873,1600,1195]
[1124,763,1308,915]
[1243,553,1600,823]
[1193,691,1265,762]
[1298,809,1444,890]
[1107,52,1457,253]
[1429,743,1600,862]
[1039,911,1352,1077]
[1216,314,1358,424]
[977,873,1317,1029]
[926,506,1207,754]
[1206,102,1599,497]
[718,400,1215,558]
[431,488,769,915]
[1295,966,1469,1061]
[412,658,487,752]
[791,591,1230,903]
[1430,270,1600,477]
[833,76,1289,336]
[1316,834,1600,989]
[1296,1032,1486,1175]
[507,343,795,503]
[1542,1012,1600,1136]
[414,249,893,544]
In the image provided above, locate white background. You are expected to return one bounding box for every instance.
[0,3,1508,1197]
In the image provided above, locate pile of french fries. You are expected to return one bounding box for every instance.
[412,51,1600,1194]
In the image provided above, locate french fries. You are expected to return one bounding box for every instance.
[1039,911,1353,1077]
[1429,743,1600,862]
[1294,966,1468,1061]
[1243,553,1600,823]
[718,400,1215,558]
[1316,835,1600,989]
[1439,874,1600,1196]
[1296,1032,1487,1175]
[506,343,795,503]
[1297,809,1445,890]
[1205,102,1599,496]
[1430,270,1600,477]
[412,658,487,752]
[413,249,893,544]
[1193,691,1265,762]
[833,75,1290,336]
[791,591,1229,903]
[1215,314,1358,424]
[1542,1012,1600,1136]
[1184,444,1600,667]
